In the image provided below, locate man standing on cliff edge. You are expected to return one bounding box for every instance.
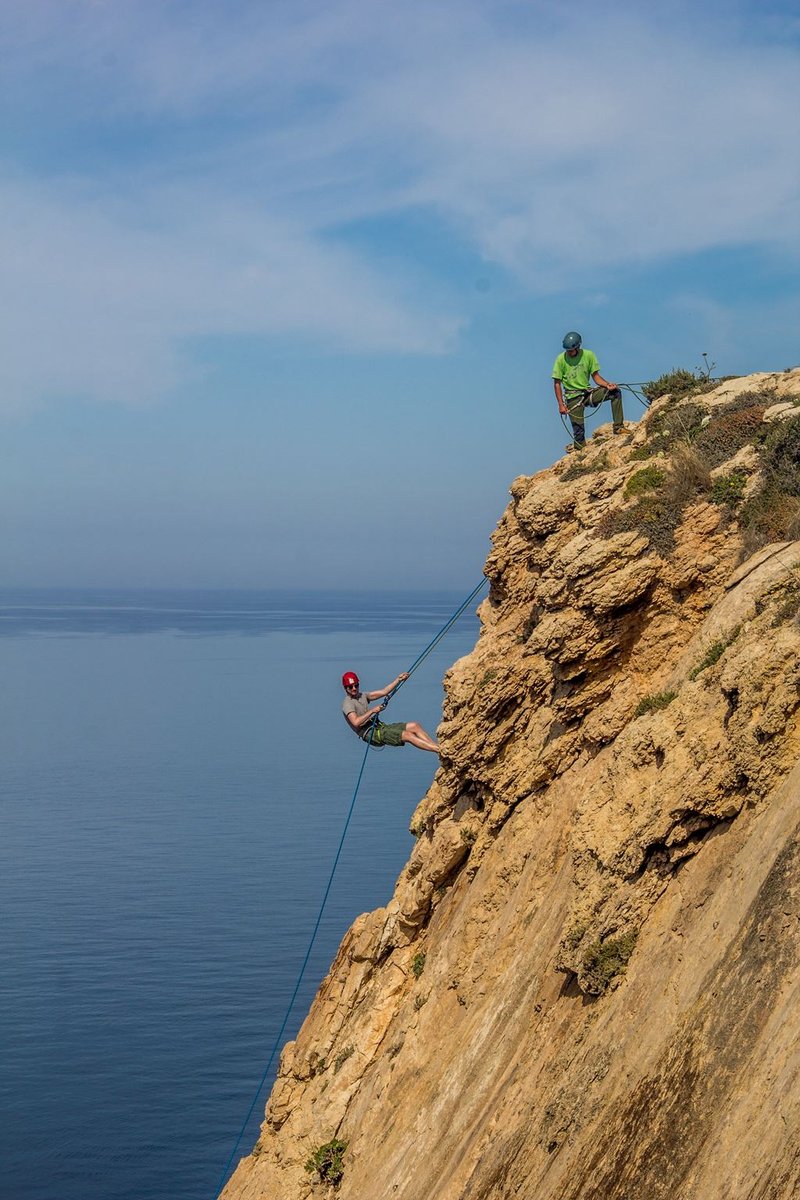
[553,331,624,450]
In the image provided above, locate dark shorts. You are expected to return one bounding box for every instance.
[364,720,407,747]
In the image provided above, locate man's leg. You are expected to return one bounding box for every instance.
[401,721,439,753]
[589,386,625,432]
[608,387,625,430]
[566,395,586,448]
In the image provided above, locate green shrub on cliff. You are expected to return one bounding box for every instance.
[599,440,714,557]
[580,931,638,995]
[710,470,748,506]
[633,690,677,718]
[647,400,706,447]
[689,627,740,681]
[740,413,800,554]
[624,465,666,498]
[642,368,702,404]
[562,450,609,481]
[305,1138,347,1185]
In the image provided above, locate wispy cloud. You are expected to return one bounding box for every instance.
[1,0,797,409]
[0,172,461,410]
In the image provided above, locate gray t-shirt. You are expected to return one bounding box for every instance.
[342,689,370,735]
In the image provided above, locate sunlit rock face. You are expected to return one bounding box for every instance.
[222,369,800,1200]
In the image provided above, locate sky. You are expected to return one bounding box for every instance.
[2,0,799,589]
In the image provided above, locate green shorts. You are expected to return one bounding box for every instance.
[364,720,407,747]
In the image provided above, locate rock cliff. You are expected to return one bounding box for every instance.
[222,369,800,1200]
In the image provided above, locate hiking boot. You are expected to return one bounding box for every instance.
[612,424,626,435]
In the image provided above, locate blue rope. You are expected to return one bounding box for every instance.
[214,578,487,1195]
[215,722,375,1197]
[380,577,488,711]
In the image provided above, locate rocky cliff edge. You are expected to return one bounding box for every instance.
[223,368,800,1200]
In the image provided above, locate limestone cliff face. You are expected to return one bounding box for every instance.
[223,370,800,1200]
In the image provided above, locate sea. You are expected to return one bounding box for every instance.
[0,588,481,1200]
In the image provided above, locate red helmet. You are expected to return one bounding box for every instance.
[342,671,359,689]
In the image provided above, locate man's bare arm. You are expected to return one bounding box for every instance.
[553,379,568,415]
[347,708,382,731]
[592,370,617,390]
[366,672,409,701]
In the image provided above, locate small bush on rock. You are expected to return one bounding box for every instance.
[710,471,748,506]
[694,405,765,468]
[562,451,609,481]
[305,1139,347,1186]
[563,922,587,951]
[740,414,800,554]
[625,466,665,498]
[580,931,638,995]
[646,401,706,448]
[642,369,705,404]
[633,690,677,718]
[689,628,740,680]
[598,493,684,556]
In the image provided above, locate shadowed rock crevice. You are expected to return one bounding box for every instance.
[631,812,735,881]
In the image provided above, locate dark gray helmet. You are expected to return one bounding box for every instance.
[562,331,582,350]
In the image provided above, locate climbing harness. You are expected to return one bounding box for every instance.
[214,577,488,1197]
[559,382,651,444]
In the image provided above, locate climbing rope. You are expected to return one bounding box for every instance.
[214,578,488,1197]
[619,381,651,411]
[558,383,651,444]
[214,720,376,1197]
[377,577,489,714]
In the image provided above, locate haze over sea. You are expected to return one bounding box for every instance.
[1,588,479,1200]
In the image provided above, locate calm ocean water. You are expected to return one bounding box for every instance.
[0,589,481,1200]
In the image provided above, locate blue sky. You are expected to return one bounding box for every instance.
[2,0,798,588]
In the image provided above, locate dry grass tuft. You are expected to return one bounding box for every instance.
[669,444,712,496]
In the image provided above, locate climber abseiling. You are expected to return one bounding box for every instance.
[216,581,487,1195]
[341,671,439,753]
[552,330,626,451]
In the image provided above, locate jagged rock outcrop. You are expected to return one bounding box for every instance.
[222,369,800,1200]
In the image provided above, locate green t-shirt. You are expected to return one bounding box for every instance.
[552,349,600,397]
